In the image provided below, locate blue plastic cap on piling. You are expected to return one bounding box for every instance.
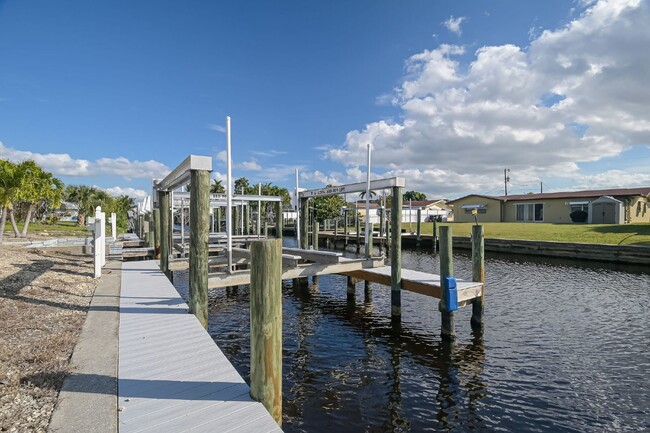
[444,275,458,312]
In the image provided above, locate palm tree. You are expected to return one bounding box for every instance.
[0,159,22,241]
[20,165,64,236]
[358,190,377,200]
[65,185,102,226]
[210,179,225,194]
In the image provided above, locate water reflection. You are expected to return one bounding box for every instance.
[173,239,650,432]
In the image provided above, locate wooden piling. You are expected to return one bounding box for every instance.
[439,226,455,339]
[275,201,283,240]
[299,198,309,250]
[159,191,170,277]
[390,186,402,317]
[367,221,374,256]
[378,207,384,253]
[416,209,422,246]
[343,209,349,247]
[189,170,210,328]
[216,207,222,232]
[153,208,161,259]
[147,214,154,248]
[355,212,361,253]
[249,239,283,426]
[245,204,250,235]
[432,219,438,254]
[471,225,485,330]
[312,221,319,285]
[347,276,357,300]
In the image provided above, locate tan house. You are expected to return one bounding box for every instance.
[449,187,650,224]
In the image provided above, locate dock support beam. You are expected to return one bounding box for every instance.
[355,212,361,254]
[159,191,171,278]
[189,169,210,329]
[275,201,283,240]
[390,186,402,318]
[439,226,455,340]
[471,225,485,330]
[299,198,309,250]
[250,239,283,426]
[416,209,421,246]
[312,221,319,286]
[347,276,357,301]
[147,213,154,248]
[153,208,161,259]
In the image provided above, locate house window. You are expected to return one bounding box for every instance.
[515,203,543,222]
[571,204,589,213]
[465,208,487,214]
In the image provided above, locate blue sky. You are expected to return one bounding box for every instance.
[1,0,648,200]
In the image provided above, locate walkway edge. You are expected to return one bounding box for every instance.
[48,260,121,433]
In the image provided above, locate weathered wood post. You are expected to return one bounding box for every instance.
[378,207,384,253]
[250,239,283,426]
[111,212,117,242]
[159,191,171,278]
[439,226,455,339]
[216,207,222,232]
[347,276,357,301]
[312,221,319,285]
[416,209,422,247]
[153,208,161,259]
[386,209,391,253]
[355,211,361,253]
[471,225,485,330]
[343,208,349,247]
[432,219,438,254]
[147,213,154,248]
[366,220,373,257]
[189,169,210,329]
[275,201,283,240]
[334,217,339,247]
[391,186,402,317]
[245,204,250,236]
[299,198,309,250]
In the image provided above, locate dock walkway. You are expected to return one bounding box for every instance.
[119,260,282,433]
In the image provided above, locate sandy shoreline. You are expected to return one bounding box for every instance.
[0,245,97,432]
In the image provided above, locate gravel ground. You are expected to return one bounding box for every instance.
[0,245,97,433]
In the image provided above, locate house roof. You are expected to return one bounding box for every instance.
[449,187,650,204]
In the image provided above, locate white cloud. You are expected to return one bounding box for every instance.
[207,124,226,133]
[443,16,466,36]
[103,186,148,200]
[216,150,227,162]
[300,170,342,186]
[327,0,650,196]
[237,160,262,171]
[0,142,170,179]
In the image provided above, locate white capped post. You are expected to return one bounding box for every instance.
[295,168,300,247]
[226,116,233,273]
[364,143,372,257]
[94,206,102,278]
[181,197,185,245]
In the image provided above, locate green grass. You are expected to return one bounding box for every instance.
[3,220,89,236]
[404,222,650,246]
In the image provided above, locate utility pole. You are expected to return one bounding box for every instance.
[504,168,510,196]
[540,181,543,194]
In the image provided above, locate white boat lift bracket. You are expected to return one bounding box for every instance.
[299,177,405,198]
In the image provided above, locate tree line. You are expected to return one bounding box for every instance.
[0,159,135,241]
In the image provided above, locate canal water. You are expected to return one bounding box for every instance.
[173,239,650,432]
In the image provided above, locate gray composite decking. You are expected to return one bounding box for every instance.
[119,260,282,433]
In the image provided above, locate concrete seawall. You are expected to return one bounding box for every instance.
[452,237,650,265]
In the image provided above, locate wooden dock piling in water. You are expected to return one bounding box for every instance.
[250,239,283,425]
[439,226,455,340]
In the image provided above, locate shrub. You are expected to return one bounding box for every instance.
[570,210,588,223]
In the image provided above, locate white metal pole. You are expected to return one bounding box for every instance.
[226,116,233,273]
[241,186,244,236]
[295,168,300,247]
[364,143,372,257]
[257,183,261,238]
